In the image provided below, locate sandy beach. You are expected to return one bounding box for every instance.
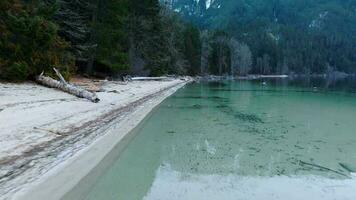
[0,78,190,200]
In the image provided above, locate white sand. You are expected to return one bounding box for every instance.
[0,78,190,199]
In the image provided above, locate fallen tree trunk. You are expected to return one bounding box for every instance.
[36,69,100,103]
[130,77,170,81]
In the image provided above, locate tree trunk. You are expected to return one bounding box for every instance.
[86,0,102,74]
[36,69,100,103]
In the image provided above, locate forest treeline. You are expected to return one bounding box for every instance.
[169,0,356,75]
[1,0,355,81]
[1,0,231,81]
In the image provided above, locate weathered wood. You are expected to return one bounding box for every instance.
[130,77,170,81]
[36,69,100,103]
[299,160,350,178]
[53,68,67,84]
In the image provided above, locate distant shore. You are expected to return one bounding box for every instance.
[195,72,355,81]
[0,77,191,200]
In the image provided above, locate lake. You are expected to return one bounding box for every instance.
[82,77,356,200]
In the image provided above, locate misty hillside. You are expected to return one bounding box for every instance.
[166,0,356,74]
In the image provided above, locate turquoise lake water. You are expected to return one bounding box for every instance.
[83,78,356,200]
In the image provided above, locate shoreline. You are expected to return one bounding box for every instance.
[195,73,356,82]
[0,78,191,200]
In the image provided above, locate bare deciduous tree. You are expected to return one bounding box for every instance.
[200,30,212,75]
[229,38,252,76]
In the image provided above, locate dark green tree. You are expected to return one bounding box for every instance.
[94,0,129,73]
[0,0,73,81]
[183,25,201,75]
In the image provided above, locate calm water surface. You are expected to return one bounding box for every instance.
[84,78,356,200]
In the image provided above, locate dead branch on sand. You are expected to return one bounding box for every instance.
[36,68,100,103]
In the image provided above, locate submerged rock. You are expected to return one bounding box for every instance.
[217,103,264,123]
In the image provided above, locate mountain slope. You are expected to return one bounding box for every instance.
[167,0,356,74]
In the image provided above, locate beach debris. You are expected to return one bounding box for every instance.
[299,160,350,178]
[339,163,356,173]
[70,77,105,92]
[130,76,170,81]
[36,68,100,103]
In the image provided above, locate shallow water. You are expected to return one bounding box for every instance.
[84,78,356,200]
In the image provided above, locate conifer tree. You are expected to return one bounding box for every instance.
[0,0,73,81]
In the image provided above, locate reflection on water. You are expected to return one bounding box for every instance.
[84,77,356,200]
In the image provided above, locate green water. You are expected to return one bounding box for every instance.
[84,79,356,200]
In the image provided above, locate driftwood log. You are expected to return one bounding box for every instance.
[36,68,100,103]
[130,77,170,81]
